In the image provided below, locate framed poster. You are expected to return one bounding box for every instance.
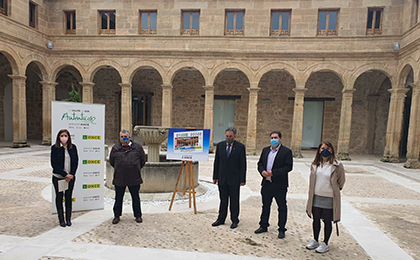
[166,128,210,162]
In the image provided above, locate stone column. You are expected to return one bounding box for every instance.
[40,81,58,145]
[119,83,132,132]
[8,75,29,147]
[381,88,409,162]
[366,95,379,154]
[290,88,307,158]
[404,84,420,168]
[80,82,95,103]
[203,85,214,151]
[246,87,260,155]
[337,89,356,160]
[162,84,173,127]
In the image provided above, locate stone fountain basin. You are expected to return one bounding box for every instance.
[105,155,199,193]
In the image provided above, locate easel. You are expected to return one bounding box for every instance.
[169,160,197,214]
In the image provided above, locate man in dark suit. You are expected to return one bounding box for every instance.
[255,131,293,239]
[212,127,247,229]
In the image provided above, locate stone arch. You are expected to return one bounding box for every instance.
[349,63,394,89]
[255,62,299,87]
[302,62,347,88]
[24,58,48,81]
[51,60,86,82]
[88,60,125,82]
[209,62,254,86]
[0,48,20,75]
[398,63,415,88]
[168,61,209,85]
[128,60,168,84]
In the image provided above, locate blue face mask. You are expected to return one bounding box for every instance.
[320,149,332,158]
[270,139,279,147]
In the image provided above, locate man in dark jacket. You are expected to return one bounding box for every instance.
[255,131,293,239]
[212,127,246,229]
[109,129,146,224]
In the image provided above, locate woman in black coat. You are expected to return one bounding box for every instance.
[50,129,78,227]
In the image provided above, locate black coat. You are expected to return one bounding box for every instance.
[51,144,79,178]
[109,142,146,186]
[213,141,247,186]
[257,145,293,188]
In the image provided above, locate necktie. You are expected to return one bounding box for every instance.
[227,144,231,158]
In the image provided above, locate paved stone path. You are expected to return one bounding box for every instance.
[0,146,419,260]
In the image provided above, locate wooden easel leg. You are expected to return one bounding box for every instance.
[188,162,192,208]
[190,161,197,214]
[169,161,185,211]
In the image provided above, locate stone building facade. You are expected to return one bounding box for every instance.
[0,0,419,168]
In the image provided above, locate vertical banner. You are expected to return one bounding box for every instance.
[166,128,210,161]
[51,101,105,212]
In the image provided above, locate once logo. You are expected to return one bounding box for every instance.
[82,184,101,189]
[83,160,101,164]
[83,135,101,140]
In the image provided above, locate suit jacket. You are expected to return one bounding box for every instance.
[257,145,293,188]
[51,144,79,178]
[213,141,247,186]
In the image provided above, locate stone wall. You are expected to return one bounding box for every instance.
[132,68,163,127]
[374,79,391,155]
[256,71,295,152]
[172,70,205,129]
[93,69,121,144]
[0,81,4,141]
[305,72,343,150]
[214,71,249,145]
[25,72,43,140]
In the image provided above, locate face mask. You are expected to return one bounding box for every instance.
[226,137,234,144]
[121,137,129,145]
[270,139,279,147]
[60,137,68,144]
[320,149,332,158]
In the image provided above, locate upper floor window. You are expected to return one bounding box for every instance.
[225,10,244,35]
[140,10,157,34]
[99,10,116,35]
[29,2,37,28]
[367,8,383,35]
[415,0,419,24]
[182,10,200,35]
[0,0,8,15]
[65,11,76,34]
[318,9,339,36]
[271,10,291,36]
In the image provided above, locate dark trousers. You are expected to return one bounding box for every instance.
[52,176,75,221]
[217,184,240,223]
[259,182,287,231]
[113,185,142,218]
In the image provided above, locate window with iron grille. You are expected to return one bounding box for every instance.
[99,10,116,35]
[65,11,76,34]
[225,10,245,35]
[271,10,291,36]
[182,10,200,35]
[318,9,339,36]
[140,10,157,34]
[367,8,383,35]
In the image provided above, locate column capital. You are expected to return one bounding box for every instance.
[247,87,261,92]
[292,88,308,94]
[39,81,59,87]
[162,83,173,90]
[79,82,95,88]
[388,87,410,95]
[8,75,26,81]
[203,85,214,91]
[119,83,132,88]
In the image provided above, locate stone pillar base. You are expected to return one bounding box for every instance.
[246,150,256,156]
[12,142,30,148]
[404,159,420,168]
[292,148,303,158]
[41,140,51,146]
[338,152,351,161]
[380,155,400,163]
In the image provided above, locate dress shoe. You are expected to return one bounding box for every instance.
[112,217,120,224]
[230,222,238,229]
[278,231,286,239]
[211,220,225,227]
[66,220,72,226]
[135,217,143,223]
[254,226,268,234]
[59,222,66,227]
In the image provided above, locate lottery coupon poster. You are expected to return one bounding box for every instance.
[166,128,210,162]
[51,101,105,212]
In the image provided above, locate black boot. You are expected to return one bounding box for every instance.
[58,210,66,227]
[65,208,72,226]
